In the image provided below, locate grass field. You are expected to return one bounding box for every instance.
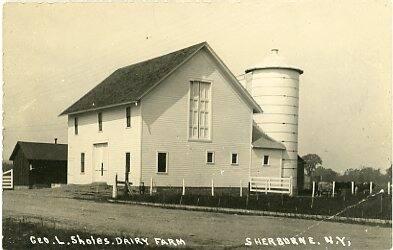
[122,190,392,220]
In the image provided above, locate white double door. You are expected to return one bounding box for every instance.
[93,143,108,183]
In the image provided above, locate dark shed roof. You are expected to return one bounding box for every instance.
[9,141,68,162]
[60,42,206,115]
[252,123,286,150]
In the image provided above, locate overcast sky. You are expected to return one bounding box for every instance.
[3,1,392,172]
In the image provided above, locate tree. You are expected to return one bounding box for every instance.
[2,161,13,172]
[302,154,322,177]
[314,166,338,182]
[386,165,392,181]
[338,166,388,186]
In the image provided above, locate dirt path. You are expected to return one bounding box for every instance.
[2,189,392,249]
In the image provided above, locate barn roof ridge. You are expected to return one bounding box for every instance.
[60,41,262,115]
[9,141,68,162]
[60,42,206,115]
[15,140,67,146]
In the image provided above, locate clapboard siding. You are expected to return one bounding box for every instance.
[140,48,253,187]
[67,104,142,186]
[251,148,283,177]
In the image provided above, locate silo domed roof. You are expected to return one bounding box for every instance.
[246,49,303,74]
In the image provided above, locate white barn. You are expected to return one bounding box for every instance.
[61,42,301,193]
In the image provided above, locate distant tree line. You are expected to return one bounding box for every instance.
[302,154,392,186]
[2,161,13,172]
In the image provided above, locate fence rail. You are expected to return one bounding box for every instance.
[3,169,13,190]
[250,176,292,195]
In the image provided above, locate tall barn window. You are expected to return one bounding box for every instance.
[74,117,78,135]
[80,153,85,173]
[189,81,211,140]
[157,152,168,173]
[98,112,103,131]
[126,107,131,128]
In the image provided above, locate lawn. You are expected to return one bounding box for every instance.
[121,189,392,221]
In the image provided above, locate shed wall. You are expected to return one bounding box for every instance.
[30,160,67,186]
[12,149,30,186]
[251,148,283,178]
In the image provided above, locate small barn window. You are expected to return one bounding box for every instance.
[74,117,78,135]
[81,153,85,173]
[157,152,168,173]
[98,112,103,131]
[126,107,131,128]
[206,151,215,164]
[263,155,270,166]
[231,153,238,165]
[125,152,131,173]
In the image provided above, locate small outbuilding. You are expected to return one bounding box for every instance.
[9,141,68,188]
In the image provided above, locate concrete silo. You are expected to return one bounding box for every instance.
[241,49,303,192]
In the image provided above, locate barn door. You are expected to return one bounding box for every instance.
[93,143,108,183]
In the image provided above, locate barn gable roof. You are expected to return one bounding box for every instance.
[60,42,262,115]
[252,123,286,150]
[9,141,68,162]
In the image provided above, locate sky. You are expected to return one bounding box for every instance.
[3,1,392,173]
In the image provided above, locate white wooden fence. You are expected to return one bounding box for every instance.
[2,169,13,190]
[250,176,292,195]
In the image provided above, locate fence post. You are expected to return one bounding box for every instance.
[211,179,214,197]
[11,169,14,189]
[380,194,383,214]
[240,180,243,197]
[150,177,153,196]
[388,182,391,195]
[332,181,335,198]
[369,182,373,194]
[351,181,354,195]
[112,174,118,199]
[182,178,185,196]
[312,181,315,198]
[265,179,268,195]
[311,181,315,208]
[289,177,293,196]
[268,178,271,191]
